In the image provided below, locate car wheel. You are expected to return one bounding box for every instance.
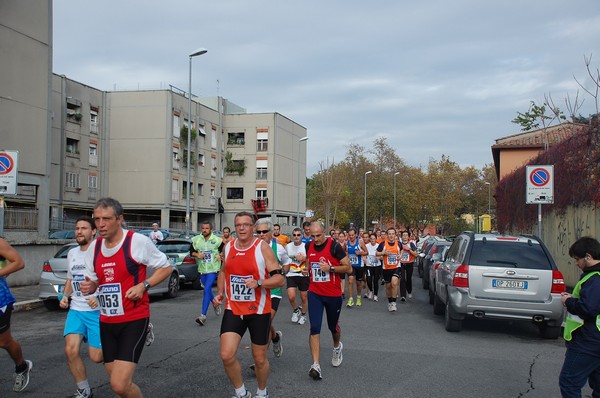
[43,299,61,311]
[433,290,444,315]
[418,264,423,278]
[422,272,429,290]
[428,284,434,305]
[164,273,179,299]
[191,276,203,290]
[444,299,462,332]
[539,322,561,339]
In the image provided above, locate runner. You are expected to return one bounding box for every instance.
[336,231,348,299]
[306,221,351,380]
[273,224,290,248]
[212,212,284,398]
[0,237,32,392]
[255,218,291,358]
[80,197,173,398]
[376,228,401,312]
[345,229,367,308]
[221,227,233,245]
[191,221,224,326]
[398,231,418,301]
[301,221,312,243]
[285,227,309,325]
[60,216,103,398]
[364,233,382,301]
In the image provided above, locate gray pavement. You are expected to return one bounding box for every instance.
[9,284,44,312]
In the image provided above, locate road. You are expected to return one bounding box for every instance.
[0,277,589,398]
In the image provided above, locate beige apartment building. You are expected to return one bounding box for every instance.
[1,1,307,238]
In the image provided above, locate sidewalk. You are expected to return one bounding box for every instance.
[10,284,44,312]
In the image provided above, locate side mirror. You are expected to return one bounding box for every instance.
[419,252,425,258]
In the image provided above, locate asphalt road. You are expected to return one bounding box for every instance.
[0,277,589,398]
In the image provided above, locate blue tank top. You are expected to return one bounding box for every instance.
[347,240,362,267]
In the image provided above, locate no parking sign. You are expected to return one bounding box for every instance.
[0,150,18,195]
[526,165,554,204]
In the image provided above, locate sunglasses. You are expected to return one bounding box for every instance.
[292,234,302,237]
[256,230,270,235]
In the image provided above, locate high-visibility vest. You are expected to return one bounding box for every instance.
[564,271,600,341]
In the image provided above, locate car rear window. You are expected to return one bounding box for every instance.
[157,243,191,254]
[469,241,553,270]
[55,245,76,259]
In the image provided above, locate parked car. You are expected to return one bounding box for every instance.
[48,230,76,239]
[39,242,180,310]
[155,238,201,289]
[432,232,566,338]
[420,240,451,289]
[428,245,451,304]
[417,235,444,277]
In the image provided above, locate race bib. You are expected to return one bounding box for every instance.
[202,251,213,263]
[400,251,410,262]
[98,283,124,317]
[349,254,359,265]
[311,262,331,283]
[71,274,85,298]
[387,254,398,265]
[367,255,379,267]
[229,275,256,302]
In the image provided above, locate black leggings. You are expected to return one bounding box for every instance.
[399,262,414,297]
[366,267,382,296]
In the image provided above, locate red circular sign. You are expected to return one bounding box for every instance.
[0,153,14,175]
[529,168,550,187]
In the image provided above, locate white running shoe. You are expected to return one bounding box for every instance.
[309,363,322,380]
[272,331,283,357]
[291,308,301,323]
[408,293,413,299]
[13,360,32,392]
[332,342,343,367]
[195,314,207,326]
[373,295,378,302]
[145,322,154,346]
[298,314,307,325]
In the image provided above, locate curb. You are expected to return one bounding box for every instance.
[13,299,44,312]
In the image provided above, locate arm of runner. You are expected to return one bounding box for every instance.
[59,277,72,309]
[245,241,284,289]
[0,239,24,277]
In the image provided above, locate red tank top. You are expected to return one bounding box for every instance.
[93,231,149,323]
[223,238,271,315]
[307,238,343,297]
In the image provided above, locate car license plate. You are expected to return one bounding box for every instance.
[169,256,178,263]
[492,279,528,289]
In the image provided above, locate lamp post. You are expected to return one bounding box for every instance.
[296,137,309,226]
[393,171,400,229]
[485,182,491,215]
[186,47,207,235]
[364,171,372,231]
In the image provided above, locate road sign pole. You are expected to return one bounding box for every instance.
[538,204,542,239]
[0,197,4,236]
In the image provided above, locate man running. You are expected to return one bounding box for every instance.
[376,228,401,312]
[301,221,312,243]
[306,221,351,380]
[60,216,103,398]
[80,197,173,398]
[255,218,291,358]
[221,227,233,245]
[273,224,290,248]
[0,238,32,392]
[285,227,309,325]
[191,221,224,326]
[398,231,418,301]
[345,229,367,308]
[213,212,284,398]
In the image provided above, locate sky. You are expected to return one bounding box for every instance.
[52,0,600,176]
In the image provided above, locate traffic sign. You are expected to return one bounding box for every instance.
[526,165,553,204]
[0,150,18,195]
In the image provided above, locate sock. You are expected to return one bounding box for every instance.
[235,384,247,397]
[392,298,397,302]
[388,298,393,303]
[15,361,27,373]
[256,387,268,396]
[77,380,90,391]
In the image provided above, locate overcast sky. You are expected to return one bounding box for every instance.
[53,1,600,176]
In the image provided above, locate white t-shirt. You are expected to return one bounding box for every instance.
[84,229,170,283]
[365,242,380,267]
[149,230,164,243]
[67,245,98,312]
[286,242,307,277]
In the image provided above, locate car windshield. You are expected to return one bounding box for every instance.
[156,243,191,254]
[55,245,76,259]
[470,241,552,270]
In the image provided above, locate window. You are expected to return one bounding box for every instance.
[88,174,97,189]
[66,138,79,155]
[182,181,193,197]
[198,153,205,167]
[90,111,98,134]
[65,172,80,188]
[257,132,268,151]
[172,148,180,170]
[211,128,217,149]
[256,159,267,179]
[197,183,204,196]
[171,179,179,202]
[256,189,267,199]
[227,132,245,146]
[227,187,244,200]
[89,144,98,166]
[211,157,217,178]
[173,114,180,138]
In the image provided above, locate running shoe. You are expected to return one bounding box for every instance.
[72,388,93,398]
[363,292,369,299]
[298,314,307,325]
[400,297,407,303]
[309,363,322,380]
[332,342,343,367]
[356,297,362,307]
[13,359,32,392]
[145,322,154,346]
[392,302,397,312]
[231,391,251,398]
[387,302,393,312]
[373,295,378,302]
[291,308,301,323]
[367,291,374,300]
[408,293,413,299]
[255,392,269,398]
[272,331,283,357]
[195,314,207,326]
[214,303,222,316]
[346,297,354,307]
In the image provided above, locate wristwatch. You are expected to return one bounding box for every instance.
[257,279,263,288]
[143,280,151,291]
[330,266,335,273]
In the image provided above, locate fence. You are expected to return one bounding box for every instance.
[2,207,38,230]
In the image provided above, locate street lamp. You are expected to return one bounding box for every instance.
[296,137,309,226]
[364,171,372,231]
[485,182,491,215]
[186,47,207,235]
[393,172,400,229]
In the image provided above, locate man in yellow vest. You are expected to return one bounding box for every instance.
[560,237,600,397]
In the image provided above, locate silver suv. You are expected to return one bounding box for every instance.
[432,232,565,338]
